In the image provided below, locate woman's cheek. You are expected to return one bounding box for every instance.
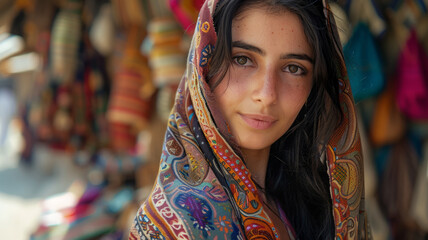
[230,72,250,92]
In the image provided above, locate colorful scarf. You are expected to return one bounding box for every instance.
[129,0,369,239]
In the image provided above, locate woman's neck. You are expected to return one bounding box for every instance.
[241,147,270,188]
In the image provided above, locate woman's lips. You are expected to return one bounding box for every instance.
[239,113,277,130]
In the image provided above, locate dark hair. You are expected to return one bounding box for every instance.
[208,0,344,239]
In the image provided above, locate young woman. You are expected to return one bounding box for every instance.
[129,0,370,239]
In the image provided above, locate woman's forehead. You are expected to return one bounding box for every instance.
[230,7,313,58]
[232,2,290,21]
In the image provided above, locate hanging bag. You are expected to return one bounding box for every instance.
[379,138,420,238]
[410,140,428,231]
[396,29,428,120]
[370,79,406,147]
[343,22,385,103]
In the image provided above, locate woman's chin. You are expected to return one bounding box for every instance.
[237,139,274,152]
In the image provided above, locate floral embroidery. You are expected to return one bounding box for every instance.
[199,44,214,67]
[201,21,210,33]
[215,216,232,233]
[175,193,215,238]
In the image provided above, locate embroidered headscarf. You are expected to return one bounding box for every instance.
[129,0,368,239]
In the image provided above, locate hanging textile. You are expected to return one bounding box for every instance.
[396,29,428,120]
[168,0,204,34]
[107,26,155,153]
[369,79,406,147]
[50,0,83,83]
[344,22,385,102]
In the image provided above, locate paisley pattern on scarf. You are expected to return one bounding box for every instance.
[129,0,369,239]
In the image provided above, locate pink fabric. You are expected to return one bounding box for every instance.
[396,29,428,120]
[169,0,204,35]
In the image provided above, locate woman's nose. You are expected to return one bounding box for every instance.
[252,68,278,105]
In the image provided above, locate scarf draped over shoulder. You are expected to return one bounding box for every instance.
[129,0,369,239]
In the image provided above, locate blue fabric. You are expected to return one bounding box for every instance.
[344,22,385,102]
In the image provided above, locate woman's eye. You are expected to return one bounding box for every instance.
[284,64,306,75]
[233,56,251,66]
[289,65,299,73]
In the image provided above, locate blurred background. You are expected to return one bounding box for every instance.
[0,0,427,239]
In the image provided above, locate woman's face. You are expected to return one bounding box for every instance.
[213,7,314,153]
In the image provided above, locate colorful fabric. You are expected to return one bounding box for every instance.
[130,0,368,239]
[148,18,187,87]
[107,26,155,151]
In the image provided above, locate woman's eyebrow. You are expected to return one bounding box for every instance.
[232,40,314,63]
[232,41,264,55]
[280,53,314,63]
